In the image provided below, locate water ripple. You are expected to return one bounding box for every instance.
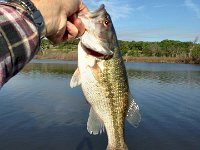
[0,60,200,150]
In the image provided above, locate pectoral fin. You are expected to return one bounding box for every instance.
[70,68,81,88]
[87,56,96,67]
[87,107,105,135]
[126,93,141,128]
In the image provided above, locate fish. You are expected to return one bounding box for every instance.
[70,4,141,150]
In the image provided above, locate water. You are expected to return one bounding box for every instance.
[0,59,200,150]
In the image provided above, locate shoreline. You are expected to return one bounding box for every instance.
[35,50,200,64]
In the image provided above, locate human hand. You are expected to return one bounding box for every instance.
[31,0,89,43]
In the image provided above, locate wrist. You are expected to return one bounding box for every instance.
[30,0,46,36]
[31,0,46,37]
[7,0,46,37]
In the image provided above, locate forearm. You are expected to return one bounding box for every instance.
[0,2,40,88]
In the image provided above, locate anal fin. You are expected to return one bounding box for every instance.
[87,108,105,135]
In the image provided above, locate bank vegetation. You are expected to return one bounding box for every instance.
[36,39,200,64]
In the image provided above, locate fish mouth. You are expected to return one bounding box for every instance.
[81,42,113,60]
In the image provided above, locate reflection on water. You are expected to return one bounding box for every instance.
[23,60,77,75]
[0,59,200,150]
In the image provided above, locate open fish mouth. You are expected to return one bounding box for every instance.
[81,42,113,60]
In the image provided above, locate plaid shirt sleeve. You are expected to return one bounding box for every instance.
[0,2,40,88]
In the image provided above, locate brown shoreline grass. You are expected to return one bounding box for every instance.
[35,50,78,61]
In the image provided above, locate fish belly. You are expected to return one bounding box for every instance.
[80,63,129,150]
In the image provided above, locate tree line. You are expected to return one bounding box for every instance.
[40,39,200,63]
[119,40,199,57]
[40,38,79,53]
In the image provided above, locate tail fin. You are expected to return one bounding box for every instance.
[106,143,128,150]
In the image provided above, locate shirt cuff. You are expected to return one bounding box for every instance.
[0,2,40,88]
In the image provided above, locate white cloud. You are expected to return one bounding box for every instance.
[84,0,144,21]
[185,0,200,19]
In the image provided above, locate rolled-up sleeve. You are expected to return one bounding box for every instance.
[0,2,40,88]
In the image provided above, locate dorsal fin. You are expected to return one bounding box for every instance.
[126,92,141,127]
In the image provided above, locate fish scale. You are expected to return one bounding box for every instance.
[101,49,129,149]
[70,4,140,150]
[78,46,128,149]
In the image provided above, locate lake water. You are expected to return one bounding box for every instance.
[0,59,200,150]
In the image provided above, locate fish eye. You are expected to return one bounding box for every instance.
[103,19,110,27]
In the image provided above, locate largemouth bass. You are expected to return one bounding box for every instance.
[70,4,141,150]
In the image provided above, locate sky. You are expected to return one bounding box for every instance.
[84,0,200,42]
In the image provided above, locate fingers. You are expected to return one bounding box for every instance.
[62,13,85,41]
[47,19,80,43]
[74,18,85,37]
[73,2,89,37]
[47,2,89,43]
[62,21,78,41]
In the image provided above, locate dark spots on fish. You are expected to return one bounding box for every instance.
[99,55,129,147]
[104,55,113,60]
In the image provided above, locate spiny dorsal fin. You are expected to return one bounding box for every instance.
[126,92,141,128]
[87,107,105,135]
[70,68,81,88]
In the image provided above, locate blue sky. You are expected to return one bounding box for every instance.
[84,0,200,42]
